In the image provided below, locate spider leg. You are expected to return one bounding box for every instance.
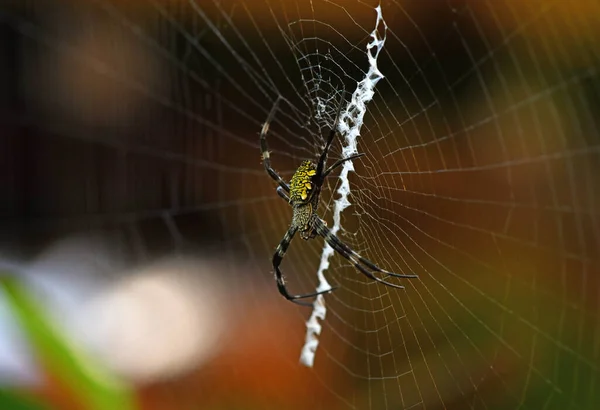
[273,226,337,306]
[314,218,417,288]
[323,153,366,178]
[278,187,415,283]
[315,89,346,177]
[260,97,291,192]
[276,186,290,202]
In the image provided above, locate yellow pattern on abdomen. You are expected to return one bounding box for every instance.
[290,160,317,202]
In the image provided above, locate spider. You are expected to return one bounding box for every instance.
[260,96,417,305]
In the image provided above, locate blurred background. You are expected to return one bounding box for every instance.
[0,0,599,409]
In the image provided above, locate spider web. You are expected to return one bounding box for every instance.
[1,0,600,409]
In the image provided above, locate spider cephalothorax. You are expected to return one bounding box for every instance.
[260,96,417,305]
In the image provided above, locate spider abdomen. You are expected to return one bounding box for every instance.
[289,160,317,203]
[290,160,320,240]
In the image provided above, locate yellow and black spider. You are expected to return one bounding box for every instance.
[260,96,417,305]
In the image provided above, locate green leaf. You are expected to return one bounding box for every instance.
[0,389,52,410]
[0,274,137,410]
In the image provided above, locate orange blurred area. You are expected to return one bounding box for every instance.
[138,305,343,410]
[30,300,345,410]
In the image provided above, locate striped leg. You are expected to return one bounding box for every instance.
[260,97,290,192]
[323,153,366,178]
[276,186,290,201]
[314,218,417,288]
[273,226,336,306]
[315,89,346,177]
